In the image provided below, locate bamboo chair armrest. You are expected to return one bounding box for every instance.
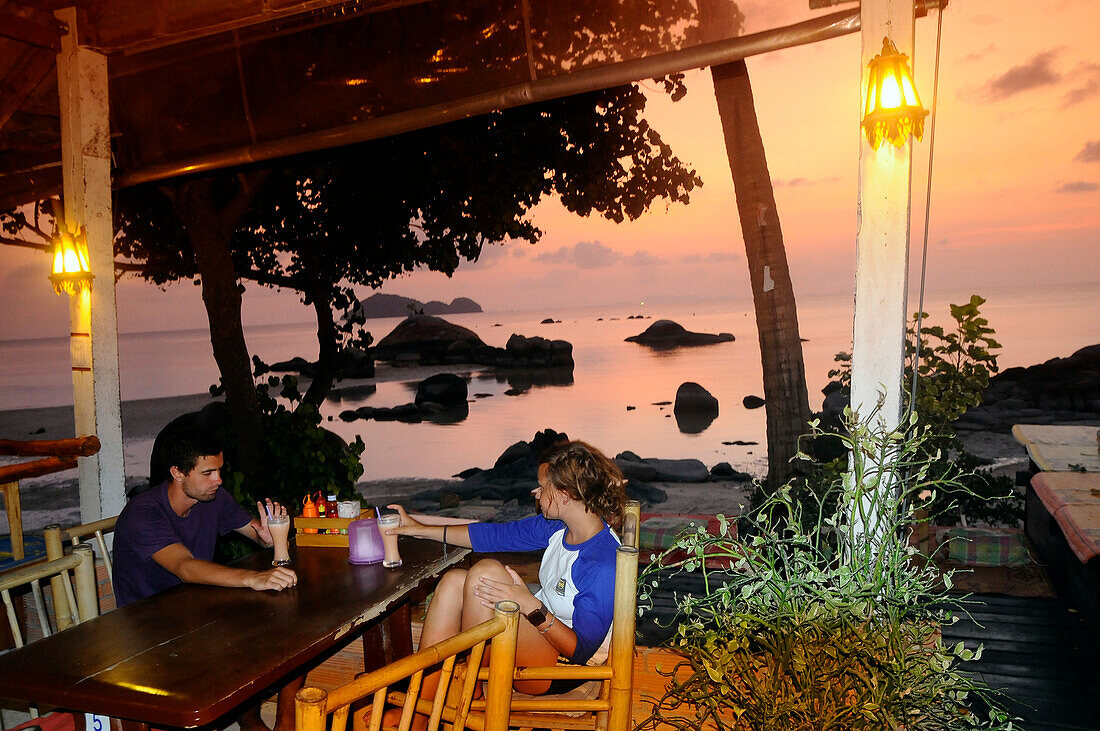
[0,554,82,591]
[61,516,118,543]
[476,665,612,681]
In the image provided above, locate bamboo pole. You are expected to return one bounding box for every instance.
[482,601,520,731]
[43,524,74,630]
[295,686,328,731]
[607,545,639,731]
[72,544,99,621]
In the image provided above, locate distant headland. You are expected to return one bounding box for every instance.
[347,294,482,320]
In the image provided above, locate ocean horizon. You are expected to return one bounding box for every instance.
[1,281,1097,480]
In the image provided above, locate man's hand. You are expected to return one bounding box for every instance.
[252,499,289,547]
[245,566,298,592]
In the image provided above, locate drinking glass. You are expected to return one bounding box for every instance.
[268,514,291,566]
[376,514,402,568]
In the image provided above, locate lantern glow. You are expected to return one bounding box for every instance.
[861,37,928,150]
[49,226,94,296]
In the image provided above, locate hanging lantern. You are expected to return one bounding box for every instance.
[861,37,928,150]
[48,226,94,296]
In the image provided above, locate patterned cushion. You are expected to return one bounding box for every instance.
[945,527,1032,567]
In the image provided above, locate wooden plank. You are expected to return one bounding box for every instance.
[0,11,64,50]
[0,436,101,457]
[0,49,55,129]
[0,456,78,482]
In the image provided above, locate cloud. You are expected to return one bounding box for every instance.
[1063,62,1100,106]
[961,44,996,62]
[535,240,623,268]
[458,242,511,270]
[987,50,1060,99]
[1075,141,1100,162]
[625,250,660,266]
[682,251,742,264]
[1055,181,1098,193]
[772,175,840,188]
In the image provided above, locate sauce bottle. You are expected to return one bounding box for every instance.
[326,494,340,534]
[301,494,319,533]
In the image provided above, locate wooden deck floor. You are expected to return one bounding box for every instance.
[635,572,1099,730]
[942,594,1099,731]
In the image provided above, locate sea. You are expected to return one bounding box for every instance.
[1,282,1097,481]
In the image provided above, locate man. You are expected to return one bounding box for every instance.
[113,425,299,731]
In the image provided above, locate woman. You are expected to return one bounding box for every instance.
[386,439,626,702]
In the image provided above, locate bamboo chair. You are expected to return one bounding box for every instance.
[427,500,642,731]
[296,601,520,731]
[59,515,118,591]
[0,546,98,718]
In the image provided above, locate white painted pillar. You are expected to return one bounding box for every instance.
[56,7,127,523]
[849,0,916,545]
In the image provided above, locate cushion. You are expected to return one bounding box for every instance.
[944,527,1032,567]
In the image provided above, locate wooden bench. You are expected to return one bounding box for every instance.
[1026,471,1100,624]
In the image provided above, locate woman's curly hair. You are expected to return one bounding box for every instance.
[539,440,626,530]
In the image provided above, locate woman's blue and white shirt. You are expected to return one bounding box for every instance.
[467,515,620,665]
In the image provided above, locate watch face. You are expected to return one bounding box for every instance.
[526,608,547,626]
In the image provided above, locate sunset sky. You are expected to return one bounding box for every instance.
[1,0,1097,341]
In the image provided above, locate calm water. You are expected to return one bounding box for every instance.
[1,282,1097,479]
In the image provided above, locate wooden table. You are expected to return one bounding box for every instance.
[1012,424,1100,473]
[0,538,467,728]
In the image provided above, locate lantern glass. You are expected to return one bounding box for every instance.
[861,37,928,150]
[48,227,94,295]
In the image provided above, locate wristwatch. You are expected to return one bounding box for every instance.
[524,603,548,627]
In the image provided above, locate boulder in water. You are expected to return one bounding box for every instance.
[625,320,734,348]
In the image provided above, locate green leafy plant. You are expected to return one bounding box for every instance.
[637,410,1017,731]
[211,369,365,560]
[827,295,1018,527]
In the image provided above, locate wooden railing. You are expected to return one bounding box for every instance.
[0,436,100,561]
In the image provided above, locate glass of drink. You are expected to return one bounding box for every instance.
[377,513,402,568]
[269,514,291,566]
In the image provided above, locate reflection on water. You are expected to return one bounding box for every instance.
[3,283,1097,480]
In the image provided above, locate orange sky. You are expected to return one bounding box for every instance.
[1,0,1097,339]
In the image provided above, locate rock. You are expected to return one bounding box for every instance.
[742,395,765,409]
[540,318,558,324]
[625,320,735,349]
[415,373,468,406]
[614,452,709,482]
[495,441,532,468]
[709,462,753,481]
[373,315,485,363]
[674,382,719,434]
[338,409,359,422]
[626,405,636,411]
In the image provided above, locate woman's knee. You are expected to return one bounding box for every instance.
[462,559,509,594]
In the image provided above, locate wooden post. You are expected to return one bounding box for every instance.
[55,7,126,526]
[483,601,519,731]
[0,483,22,561]
[295,686,328,731]
[849,0,917,546]
[72,545,99,621]
[43,524,73,630]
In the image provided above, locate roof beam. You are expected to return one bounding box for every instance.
[0,49,56,130]
[0,11,64,51]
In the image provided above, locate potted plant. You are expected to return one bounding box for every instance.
[636,409,1017,730]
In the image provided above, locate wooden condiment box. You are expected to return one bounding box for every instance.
[294,510,369,547]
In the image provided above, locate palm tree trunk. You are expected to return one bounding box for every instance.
[710,59,812,490]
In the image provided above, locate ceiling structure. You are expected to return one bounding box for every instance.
[0,0,872,213]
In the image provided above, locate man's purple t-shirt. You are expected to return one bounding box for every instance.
[113,482,251,607]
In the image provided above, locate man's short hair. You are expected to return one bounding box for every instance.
[162,425,223,477]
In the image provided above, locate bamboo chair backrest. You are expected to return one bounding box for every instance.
[470,499,642,731]
[296,601,520,731]
[0,545,98,649]
[61,515,118,591]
